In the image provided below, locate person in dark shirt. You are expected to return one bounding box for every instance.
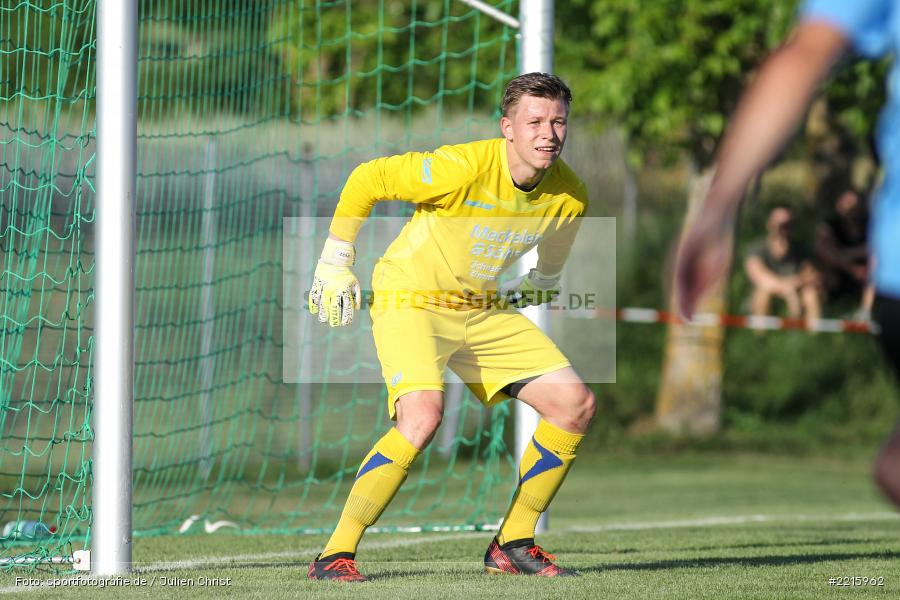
[744,206,822,321]
[815,189,874,315]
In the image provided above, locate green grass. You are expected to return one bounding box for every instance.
[3,452,899,598]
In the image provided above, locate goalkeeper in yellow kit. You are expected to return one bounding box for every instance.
[306,73,596,581]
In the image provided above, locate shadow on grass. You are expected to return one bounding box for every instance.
[584,550,900,573]
[137,563,473,580]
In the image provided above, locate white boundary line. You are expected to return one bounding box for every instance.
[2,512,898,593]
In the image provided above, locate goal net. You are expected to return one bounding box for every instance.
[1,0,520,568]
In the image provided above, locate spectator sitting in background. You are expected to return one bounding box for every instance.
[744,206,822,322]
[815,189,874,317]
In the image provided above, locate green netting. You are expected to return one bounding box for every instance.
[2,0,520,569]
[1,0,96,568]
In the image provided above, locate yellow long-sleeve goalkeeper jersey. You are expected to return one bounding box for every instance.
[329,138,588,308]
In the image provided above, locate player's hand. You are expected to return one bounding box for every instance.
[308,238,361,327]
[674,210,733,320]
[498,268,561,308]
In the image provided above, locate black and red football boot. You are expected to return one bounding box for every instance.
[484,538,578,577]
[307,552,369,582]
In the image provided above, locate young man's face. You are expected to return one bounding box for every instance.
[501,94,569,175]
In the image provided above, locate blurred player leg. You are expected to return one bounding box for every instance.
[872,294,900,506]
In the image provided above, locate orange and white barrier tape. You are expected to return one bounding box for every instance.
[596,308,877,334]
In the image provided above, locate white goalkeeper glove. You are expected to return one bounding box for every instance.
[498,268,562,308]
[308,237,361,327]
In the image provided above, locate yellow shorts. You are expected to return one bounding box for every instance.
[370,301,570,418]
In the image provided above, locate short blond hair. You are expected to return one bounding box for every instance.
[501,72,572,117]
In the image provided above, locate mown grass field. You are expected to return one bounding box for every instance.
[2,451,899,599]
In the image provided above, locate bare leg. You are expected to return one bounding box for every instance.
[874,424,900,507]
[750,287,773,316]
[861,284,875,314]
[395,390,444,449]
[782,289,801,318]
[800,284,821,323]
[515,366,596,434]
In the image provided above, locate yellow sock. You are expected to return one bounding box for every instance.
[321,428,419,557]
[497,419,583,545]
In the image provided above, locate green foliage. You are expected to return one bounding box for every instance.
[724,331,896,421]
[557,0,797,167]
[823,56,889,141]
[556,0,887,170]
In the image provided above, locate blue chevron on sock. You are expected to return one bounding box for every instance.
[518,437,563,484]
[355,452,393,480]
